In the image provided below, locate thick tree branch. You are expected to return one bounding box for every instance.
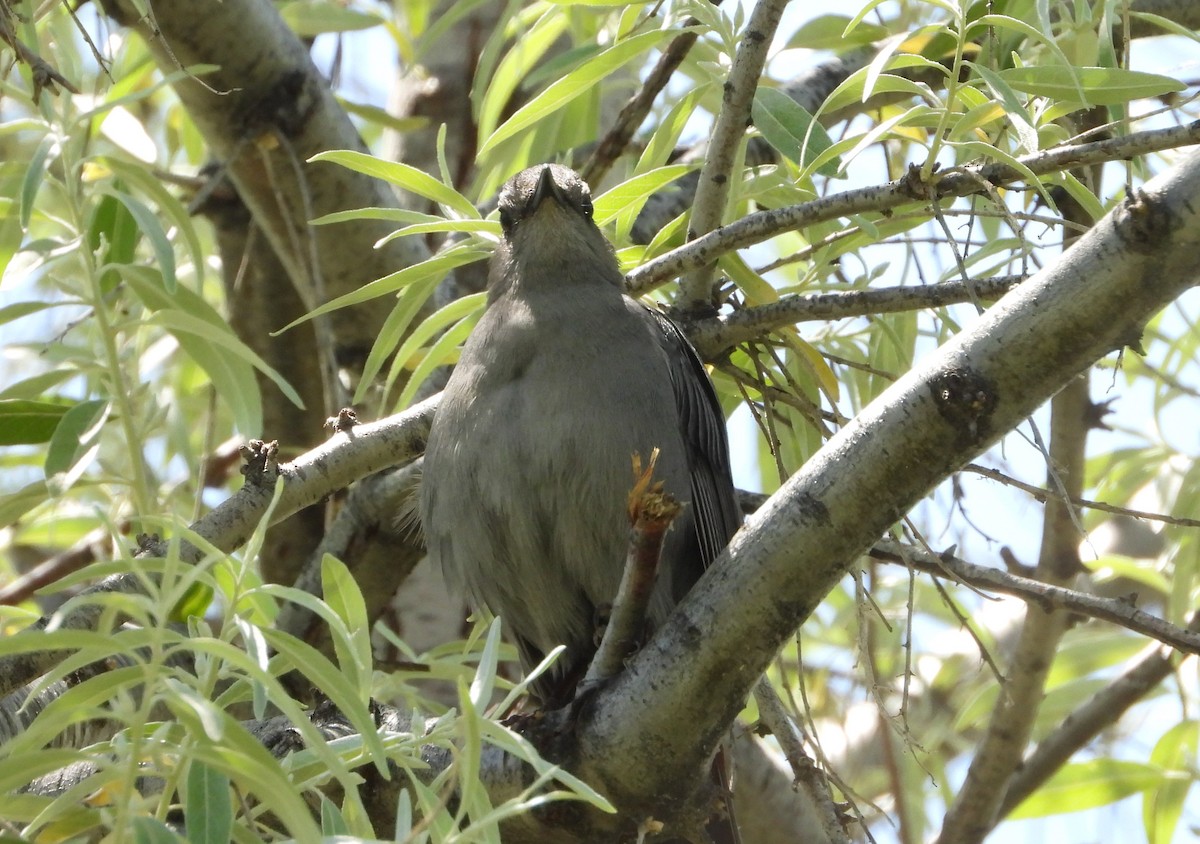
[577,148,1200,815]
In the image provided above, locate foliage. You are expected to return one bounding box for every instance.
[1,0,1198,841]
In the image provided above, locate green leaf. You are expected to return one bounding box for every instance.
[185,761,233,844]
[997,66,1185,106]
[636,82,712,173]
[103,187,178,292]
[260,626,389,773]
[87,189,140,290]
[752,87,838,176]
[146,309,304,408]
[787,14,888,50]
[99,156,207,291]
[322,554,371,693]
[968,61,1039,152]
[279,0,383,36]
[1144,721,1198,844]
[0,196,22,278]
[593,165,694,227]
[476,9,569,142]
[310,151,479,219]
[320,794,351,836]
[820,62,938,119]
[477,29,670,157]
[123,267,266,435]
[0,399,70,445]
[0,368,76,401]
[131,816,186,844]
[396,303,481,409]
[1009,759,1172,819]
[44,399,109,478]
[19,136,55,229]
[277,242,488,331]
[0,480,50,529]
[388,290,486,405]
[375,218,500,247]
[355,274,442,403]
[470,617,504,708]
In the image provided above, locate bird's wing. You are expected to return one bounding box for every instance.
[644,308,742,565]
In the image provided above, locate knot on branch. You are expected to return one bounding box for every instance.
[899,160,941,200]
[1113,187,1175,254]
[240,69,317,142]
[239,439,280,486]
[929,367,996,444]
[324,407,359,434]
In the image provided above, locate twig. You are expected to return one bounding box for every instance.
[869,540,1200,655]
[582,451,680,688]
[679,0,789,310]
[962,463,1200,529]
[753,677,850,844]
[998,612,1200,816]
[689,275,1025,358]
[580,5,713,187]
[626,121,1200,295]
[0,0,79,100]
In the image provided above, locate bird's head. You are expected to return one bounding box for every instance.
[490,164,622,296]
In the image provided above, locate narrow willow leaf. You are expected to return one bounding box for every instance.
[593,165,693,226]
[998,66,1184,106]
[1009,759,1171,819]
[310,151,479,219]
[185,761,233,844]
[478,29,670,157]
[0,399,70,445]
[752,87,838,176]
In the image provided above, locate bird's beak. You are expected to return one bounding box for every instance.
[529,166,565,212]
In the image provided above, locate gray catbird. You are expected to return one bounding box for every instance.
[419,164,740,704]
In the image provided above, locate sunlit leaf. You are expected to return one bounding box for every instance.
[998,66,1184,106]
[1009,759,1172,819]
[478,29,672,157]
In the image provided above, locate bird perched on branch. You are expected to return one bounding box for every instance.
[419,164,740,705]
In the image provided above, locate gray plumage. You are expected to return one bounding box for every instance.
[419,164,739,703]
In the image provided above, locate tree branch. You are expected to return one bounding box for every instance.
[626,122,1200,295]
[998,612,1200,817]
[689,275,1024,359]
[0,397,437,698]
[869,540,1200,654]
[680,0,788,310]
[578,148,1200,816]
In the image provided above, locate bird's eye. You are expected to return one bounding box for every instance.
[579,196,594,218]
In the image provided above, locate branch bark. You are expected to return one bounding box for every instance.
[680,0,789,310]
[626,123,1200,295]
[574,148,1200,819]
[97,0,433,383]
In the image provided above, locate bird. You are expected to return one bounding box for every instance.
[419,164,740,706]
